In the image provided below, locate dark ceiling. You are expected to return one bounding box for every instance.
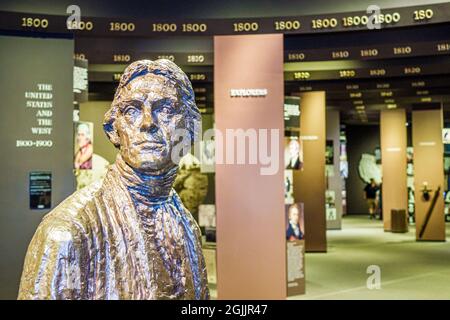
[0,0,445,19]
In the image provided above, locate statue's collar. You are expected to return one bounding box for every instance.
[114,154,177,204]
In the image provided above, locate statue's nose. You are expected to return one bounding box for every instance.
[141,108,158,133]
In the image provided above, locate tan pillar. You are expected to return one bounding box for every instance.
[380,109,407,231]
[214,34,286,299]
[293,91,327,252]
[412,108,445,241]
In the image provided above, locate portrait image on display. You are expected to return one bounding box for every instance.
[74,121,93,170]
[285,136,303,170]
[284,170,294,204]
[285,203,305,241]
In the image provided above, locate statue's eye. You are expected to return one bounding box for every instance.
[161,106,174,114]
[154,99,175,115]
[124,106,139,117]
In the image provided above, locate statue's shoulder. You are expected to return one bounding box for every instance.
[38,180,104,237]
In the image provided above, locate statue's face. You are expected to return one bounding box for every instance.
[114,73,185,172]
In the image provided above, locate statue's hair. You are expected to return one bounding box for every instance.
[103,59,201,148]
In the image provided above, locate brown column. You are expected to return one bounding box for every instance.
[293,92,327,252]
[214,34,286,299]
[380,109,407,231]
[326,109,343,230]
[412,108,445,241]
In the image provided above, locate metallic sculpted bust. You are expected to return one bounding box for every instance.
[18,60,209,300]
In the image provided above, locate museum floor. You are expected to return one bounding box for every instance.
[208,215,450,300]
[290,215,450,300]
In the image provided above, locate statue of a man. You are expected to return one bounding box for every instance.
[18,60,209,300]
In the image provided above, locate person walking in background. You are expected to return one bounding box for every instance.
[377,183,382,220]
[364,178,379,219]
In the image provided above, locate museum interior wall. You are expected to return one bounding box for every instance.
[346,125,381,215]
[0,36,75,299]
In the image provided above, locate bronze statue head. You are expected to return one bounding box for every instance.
[103,59,201,173]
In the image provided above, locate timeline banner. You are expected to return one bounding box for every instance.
[1,3,449,37]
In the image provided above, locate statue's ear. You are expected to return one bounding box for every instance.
[103,121,120,148]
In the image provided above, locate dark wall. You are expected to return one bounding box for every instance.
[346,125,380,214]
[0,35,75,299]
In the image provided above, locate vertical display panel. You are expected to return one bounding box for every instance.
[215,34,286,299]
[0,36,74,298]
[380,109,408,231]
[326,110,343,230]
[293,91,327,252]
[412,108,445,241]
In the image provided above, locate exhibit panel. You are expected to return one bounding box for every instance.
[345,125,381,214]
[0,35,75,299]
[286,240,305,296]
[285,202,305,296]
[412,108,446,241]
[214,34,286,299]
[380,109,408,231]
[293,91,327,252]
[326,110,343,230]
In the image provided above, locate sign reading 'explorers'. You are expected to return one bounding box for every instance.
[230,89,268,97]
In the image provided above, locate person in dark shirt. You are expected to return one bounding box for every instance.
[364,178,379,219]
